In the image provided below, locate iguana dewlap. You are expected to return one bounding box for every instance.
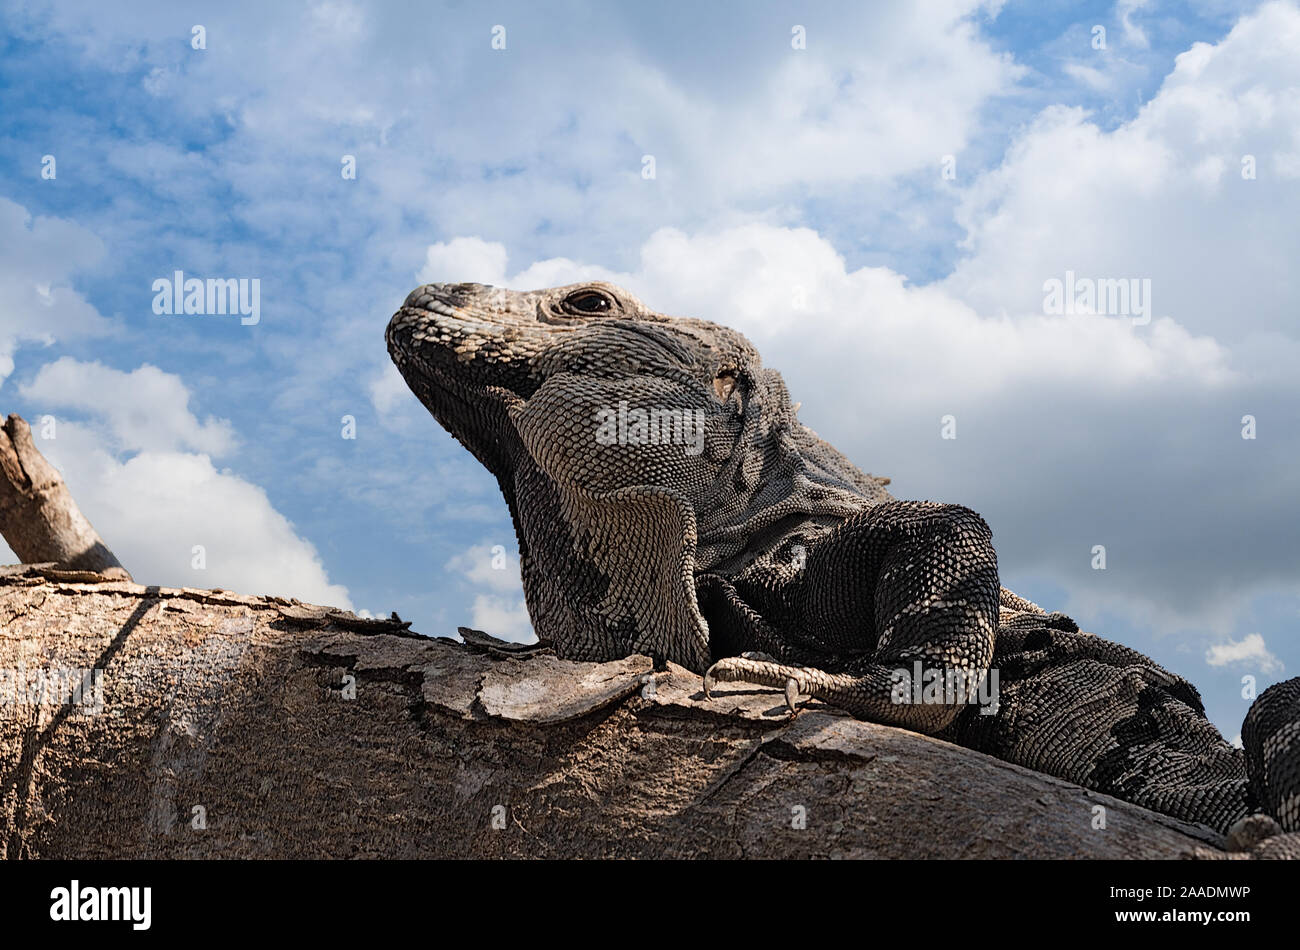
[388,280,1300,855]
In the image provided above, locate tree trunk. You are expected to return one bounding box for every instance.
[0,571,1228,859]
[0,413,130,580]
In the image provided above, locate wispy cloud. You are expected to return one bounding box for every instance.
[1206,633,1283,673]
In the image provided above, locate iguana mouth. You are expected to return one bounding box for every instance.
[386,285,540,481]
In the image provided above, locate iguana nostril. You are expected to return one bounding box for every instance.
[402,285,432,309]
[403,282,498,311]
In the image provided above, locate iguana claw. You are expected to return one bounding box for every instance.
[784,677,801,713]
[703,654,806,714]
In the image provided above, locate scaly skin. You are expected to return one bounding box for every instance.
[388,280,1300,856]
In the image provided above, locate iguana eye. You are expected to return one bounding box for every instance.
[563,290,614,314]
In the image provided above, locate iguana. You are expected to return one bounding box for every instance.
[387,279,1300,856]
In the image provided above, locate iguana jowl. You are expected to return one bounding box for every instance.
[388,280,1300,855]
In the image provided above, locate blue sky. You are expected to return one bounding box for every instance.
[1,0,1297,737]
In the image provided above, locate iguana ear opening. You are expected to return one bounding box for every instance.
[506,373,715,670]
[713,370,737,403]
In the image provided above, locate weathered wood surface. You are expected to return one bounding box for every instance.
[0,568,1226,859]
[0,414,130,580]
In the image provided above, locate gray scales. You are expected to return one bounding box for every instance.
[387,280,1300,857]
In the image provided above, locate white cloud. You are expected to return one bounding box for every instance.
[1205,633,1283,673]
[0,197,348,610]
[445,543,522,595]
[0,200,318,604]
[6,359,350,609]
[4,422,351,607]
[944,1,1300,345]
[368,362,413,419]
[472,221,1234,398]
[58,436,352,609]
[141,65,177,97]
[1062,62,1115,91]
[0,198,115,383]
[467,594,533,642]
[636,3,1023,193]
[444,544,532,642]
[416,238,509,287]
[22,357,236,456]
[308,0,368,39]
[2,1,1024,274]
[1118,0,1153,50]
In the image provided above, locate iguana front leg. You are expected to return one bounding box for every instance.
[705,501,1000,733]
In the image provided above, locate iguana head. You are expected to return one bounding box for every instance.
[387,280,887,670]
[386,281,756,478]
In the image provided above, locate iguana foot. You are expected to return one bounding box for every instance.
[704,654,803,712]
[704,652,988,733]
[705,654,876,717]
